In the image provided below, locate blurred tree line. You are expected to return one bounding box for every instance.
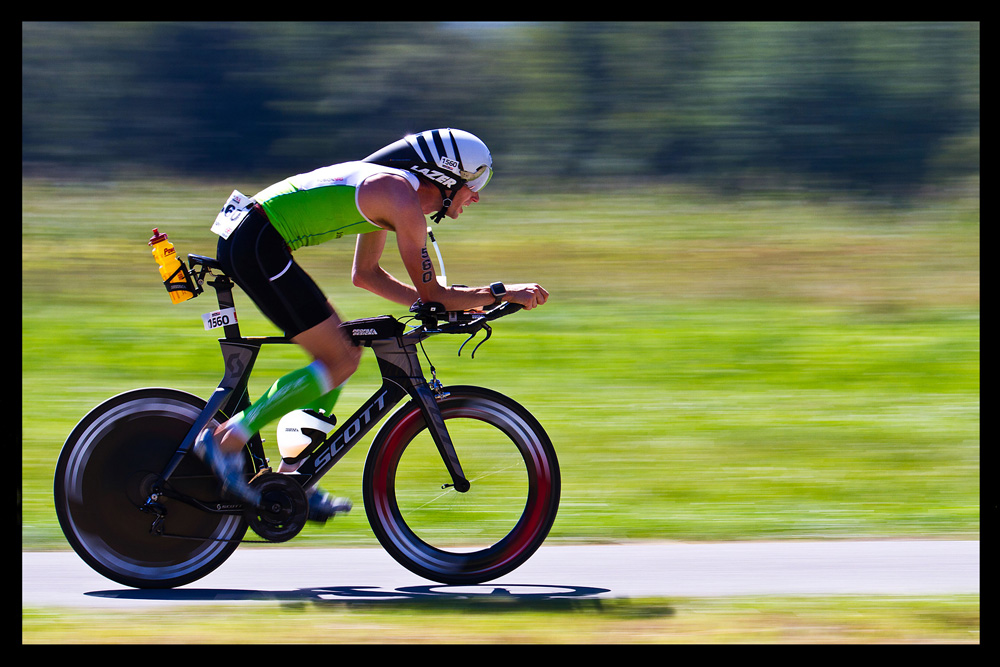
[22,21,979,196]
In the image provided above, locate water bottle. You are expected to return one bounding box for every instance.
[149,228,194,304]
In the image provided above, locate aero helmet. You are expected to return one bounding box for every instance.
[364,128,493,222]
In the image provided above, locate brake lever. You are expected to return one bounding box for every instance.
[458,322,492,358]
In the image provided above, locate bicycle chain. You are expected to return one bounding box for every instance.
[147,508,276,543]
[159,531,274,544]
[148,471,306,544]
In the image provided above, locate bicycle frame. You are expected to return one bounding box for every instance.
[153,255,468,513]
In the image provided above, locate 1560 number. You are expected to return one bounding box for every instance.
[202,307,238,331]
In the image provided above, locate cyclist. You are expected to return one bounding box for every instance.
[195,128,549,518]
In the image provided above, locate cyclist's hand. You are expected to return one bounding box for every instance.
[505,283,549,310]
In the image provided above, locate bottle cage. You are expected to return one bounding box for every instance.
[162,257,201,296]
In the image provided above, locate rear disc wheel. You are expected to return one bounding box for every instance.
[54,388,252,589]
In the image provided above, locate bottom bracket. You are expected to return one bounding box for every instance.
[244,472,308,542]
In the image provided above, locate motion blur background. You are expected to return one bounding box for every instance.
[23,22,979,193]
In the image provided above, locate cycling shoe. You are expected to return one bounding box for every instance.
[307,488,352,523]
[193,428,262,505]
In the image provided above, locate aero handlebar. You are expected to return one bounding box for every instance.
[408,300,523,332]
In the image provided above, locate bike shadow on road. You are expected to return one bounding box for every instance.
[86,583,619,612]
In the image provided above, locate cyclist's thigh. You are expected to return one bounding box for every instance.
[217,209,333,338]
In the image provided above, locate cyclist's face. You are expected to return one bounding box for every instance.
[448,185,479,218]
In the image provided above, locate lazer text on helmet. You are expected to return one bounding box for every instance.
[410,166,458,188]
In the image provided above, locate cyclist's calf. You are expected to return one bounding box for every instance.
[322,342,362,389]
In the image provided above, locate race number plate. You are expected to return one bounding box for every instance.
[202,307,238,330]
[211,190,254,240]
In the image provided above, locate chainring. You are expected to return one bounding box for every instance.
[244,472,308,542]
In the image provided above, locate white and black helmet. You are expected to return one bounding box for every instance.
[364,128,493,222]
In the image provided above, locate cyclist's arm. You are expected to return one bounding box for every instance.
[352,231,421,307]
[394,216,499,311]
[356,175,496,311]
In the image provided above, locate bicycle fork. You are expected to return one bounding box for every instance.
[369,336,470,493]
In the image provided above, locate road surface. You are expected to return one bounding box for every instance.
[22,540,979,609]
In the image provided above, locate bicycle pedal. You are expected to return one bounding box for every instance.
[307,492,352,523]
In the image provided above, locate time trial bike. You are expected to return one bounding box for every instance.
[53,253,560,589]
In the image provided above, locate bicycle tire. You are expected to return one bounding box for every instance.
[53,388,251,589]
[363,386,559,584]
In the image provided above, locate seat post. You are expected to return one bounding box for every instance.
[208,273,243,340]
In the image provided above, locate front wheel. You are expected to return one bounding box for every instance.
[53,388,252,589]
[363,386,560,584]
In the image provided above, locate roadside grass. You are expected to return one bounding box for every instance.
[21,595,980,644]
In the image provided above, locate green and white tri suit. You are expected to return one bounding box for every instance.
[220,162,419,445]
[254,161,421,251]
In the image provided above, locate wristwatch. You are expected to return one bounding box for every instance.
[489,282,506,307]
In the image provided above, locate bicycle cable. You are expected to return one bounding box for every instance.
[417,338,450,399]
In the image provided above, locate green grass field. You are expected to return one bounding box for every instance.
[22,595,981,644]
[21,177,979,642]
